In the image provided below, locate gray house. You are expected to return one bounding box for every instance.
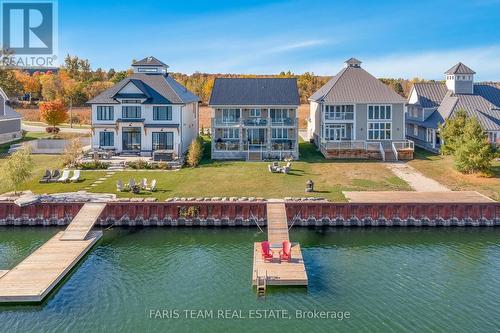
[209,78,300,160]
[406,63,500,152]
[0,88,22,144]
[308,58,414,161]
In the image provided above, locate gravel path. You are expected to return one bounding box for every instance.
[386,162,451,192]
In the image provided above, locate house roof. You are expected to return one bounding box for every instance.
[309,64,405,104]
[412,82,449,108]
[87,73,199,104]
[208,78,300,106]
[0,105,22,120]
[132,56,169,68]
[444,62,476,75]
[411,83,500,131]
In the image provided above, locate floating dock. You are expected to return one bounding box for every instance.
[252,200,308,286]
[0,203,105,303]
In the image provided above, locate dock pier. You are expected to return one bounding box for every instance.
[0,203,105,303]
[252,200,308,287]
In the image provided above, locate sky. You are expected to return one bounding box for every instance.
[58,0,500,80]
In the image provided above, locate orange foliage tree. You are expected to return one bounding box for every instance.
[39,100,68,130]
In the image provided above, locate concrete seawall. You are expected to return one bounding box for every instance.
[0,201,499,227]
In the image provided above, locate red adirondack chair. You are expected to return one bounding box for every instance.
[261,241,274,262]
[279,241,292,262]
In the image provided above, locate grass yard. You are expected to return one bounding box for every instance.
[408,148,500,201]
[10,141,410,202]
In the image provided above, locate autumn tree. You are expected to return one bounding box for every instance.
[186,137,203,167]
[63,137,83,167]
[3,145,33,194]
[39,100,68,131]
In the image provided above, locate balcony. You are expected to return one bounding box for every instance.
[325,112,354,121]
[242,118,268,127]
[270,117,295,126]
[213,140,240,151]
[212,118,241,127]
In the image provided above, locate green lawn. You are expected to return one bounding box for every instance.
[5,141,409,202]
[408,148,500,201]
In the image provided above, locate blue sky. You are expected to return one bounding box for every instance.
[58,0,500,80]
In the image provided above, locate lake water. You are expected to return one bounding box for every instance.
[1,227,500,333]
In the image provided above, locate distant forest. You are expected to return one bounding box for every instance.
[1,54,497,107]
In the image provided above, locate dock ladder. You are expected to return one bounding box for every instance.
[256,270,267,297]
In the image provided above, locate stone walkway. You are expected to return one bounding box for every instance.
[386,162,451,192]
[84,172,115,191]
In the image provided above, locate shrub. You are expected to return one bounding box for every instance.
[77,161,109,169]
[186,136,203,167]
[62,138,83,167]
[2,145,33,194]
[45,126,60,134]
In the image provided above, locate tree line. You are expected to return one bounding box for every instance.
[0,53,448,107]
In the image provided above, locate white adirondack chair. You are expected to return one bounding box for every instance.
[58,170,70,182]
[116,179,124,192]
[70,170,81,182]
[140,178,148,189]
[147,179,157,192]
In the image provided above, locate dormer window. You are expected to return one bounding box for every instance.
[122,99,142,104]
[137,67,158,73]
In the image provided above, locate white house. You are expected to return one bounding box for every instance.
[0,87,22,144]
[87,56,200,160]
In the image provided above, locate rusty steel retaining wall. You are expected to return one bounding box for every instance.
[0,201,499,227]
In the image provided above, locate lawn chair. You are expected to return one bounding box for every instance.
[70,170,81,182]
[140,178,147,189]
[279,241,292,262]
[129,179,136,188]
[39,170,51,183]
[286,162,291,169]
[58,170,70,182]
[282,166,290,174]
[116,179,124,192]
[147,179,157,192]
[49,170,61,182]
[261,241,274,262]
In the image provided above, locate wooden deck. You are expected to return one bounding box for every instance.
[0,202,104,303]
[252,200,308,286]
[343,191,494,203]
[60,203,106,241]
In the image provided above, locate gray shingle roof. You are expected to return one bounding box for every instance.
[87,73,199,104]
[444,62,475,75]
[309,65,405,104]
[412,82,448,108]
[0,105,21,120]
[132,56,169,68]
[208,78,299,106]
[411,83,500,131]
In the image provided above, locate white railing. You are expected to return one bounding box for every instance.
[391,142,398,161]
[392,140,415,151]
[321,140,366,150]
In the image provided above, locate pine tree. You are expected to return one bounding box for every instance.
[439,109,467,155]
[454,117,494,174]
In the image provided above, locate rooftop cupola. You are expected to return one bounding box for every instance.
[132,56,169,75]
[444,62,475,94]
[344,57,362,68]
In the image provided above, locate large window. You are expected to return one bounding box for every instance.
[249,108,261,117]
[325,105,354,120]
[153,106,172,120]
[272,128,288,139]
[270,109,289,121]
[222,128,239,139]
[325,124,348,140]
[368,105,392,120]
[122,106,141,118]
[152,132,174,150]
[99,131,114,146]
[368,122,391,140]
[222,109,240,123]
[96,106,113,121]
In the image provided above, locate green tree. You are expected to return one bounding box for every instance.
[3,145,34,194]
[186,137,203,167]
[454,117,494,174]
[439,109,468,155]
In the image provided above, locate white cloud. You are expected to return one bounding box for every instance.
[301,45,500,81]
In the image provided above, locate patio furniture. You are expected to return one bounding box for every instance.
[70,170,81,182]
[147,179,157,192]
[49,170,61,182]
[306,179,314,192]
[131,184,141,194]
[282,166,290,174]
[58,170,70,182]
[279,241,292,262]
[140,178,147,189]
[39,170,51,183]
[128,179,136,188]
[261,241,274,262]
[268,164,280,173]
[116,180,124,192]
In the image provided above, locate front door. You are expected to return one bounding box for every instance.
[247,128,265,149]
[326,124,346,141]
[122,127,141,151]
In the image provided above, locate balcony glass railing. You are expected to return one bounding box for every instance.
[270,117,295,126]
[242,118,268,126]
[325,112,354,121]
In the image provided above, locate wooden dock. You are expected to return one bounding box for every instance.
[0,203,104,303]
[252,200,308,286]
